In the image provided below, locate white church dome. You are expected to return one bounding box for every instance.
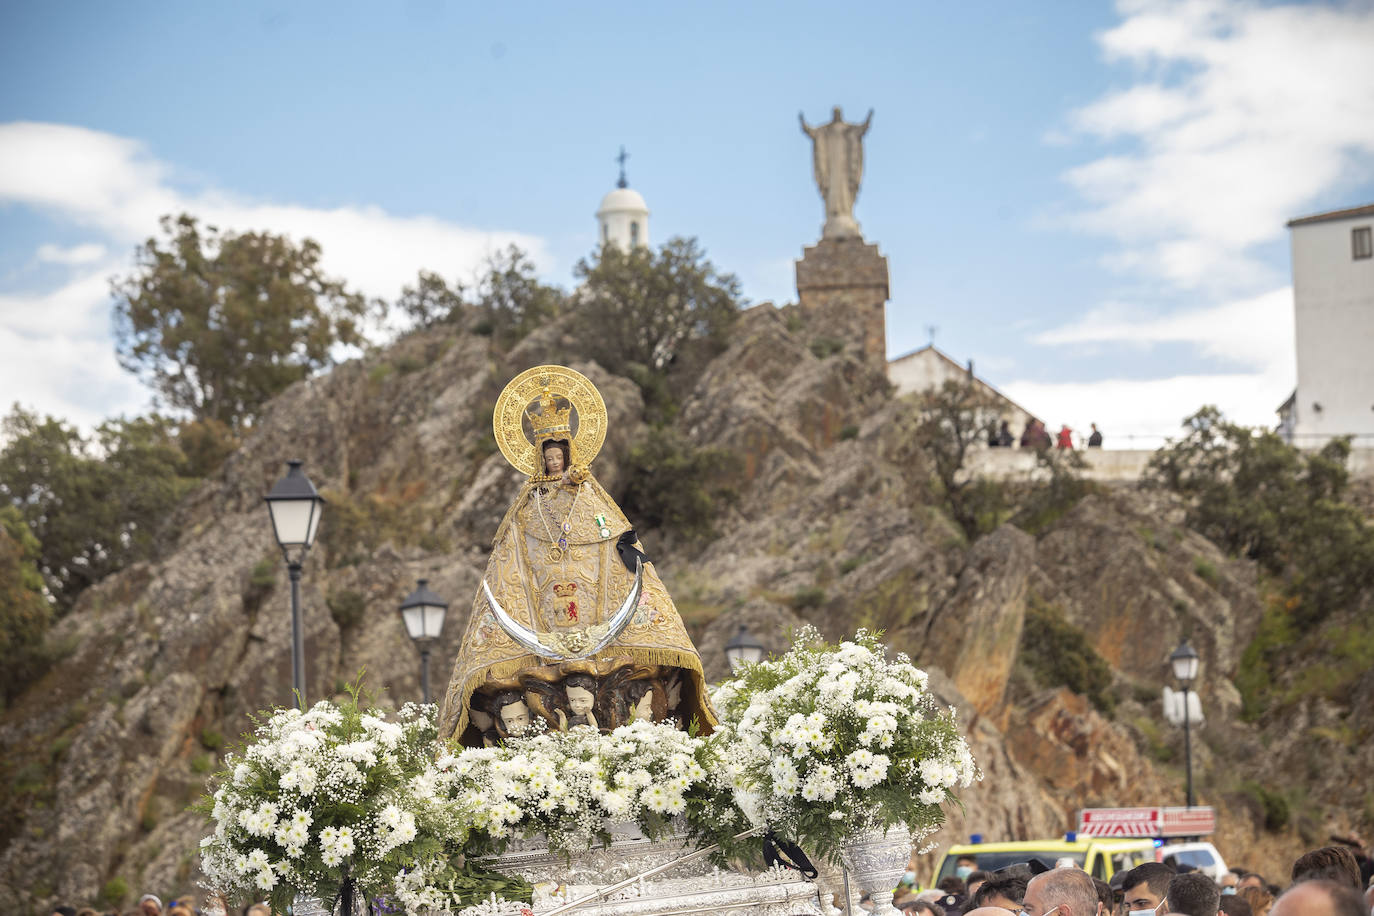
[596,186,648,217]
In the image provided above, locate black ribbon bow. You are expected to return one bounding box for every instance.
[762,830,819,880]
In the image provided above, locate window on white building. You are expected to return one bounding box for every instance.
[1354,226,1373,260]
[630,221,639,248]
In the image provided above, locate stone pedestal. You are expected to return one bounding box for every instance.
[795,238,890,367]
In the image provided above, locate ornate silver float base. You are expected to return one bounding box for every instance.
[485,822,840,916]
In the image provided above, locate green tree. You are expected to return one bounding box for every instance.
[0,407,197,610]
[397,270,466,329]
[913,380,1015,539]
[112,214,370,428]
[618,427,741,542]
[0,504,52,703]
[1146,405,1374,623]
[572,237,741,403]
[472,246,564,348]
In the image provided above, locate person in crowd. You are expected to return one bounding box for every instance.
[166,907,193,916]
[1056,425,1074,449]
[51,907,77,916]
[137,897,162,916]
[75,909,99,916]
[1168,872,1222,916]
[956,856,980,879]
[971,872,1029,913]
[1269,880,1366,916]
[997,421,1015,447]
[1219,874,1239,894]
[1292,846,1364,892]
[1023,865,1101,916]
[859,892,876,913]
[1087,423,1103,447]
[244,904,271,916]
[1239,875,1267,894]
[967,870,991,900]
[1239,885,1273,916]
[1122,863,1178,916]
[1092,877,1114,913]
[1219,894,1254,916]
[904,900,946,916]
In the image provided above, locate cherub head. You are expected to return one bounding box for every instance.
[491,689,530,735]
[563,673,597,717]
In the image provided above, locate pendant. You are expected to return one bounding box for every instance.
[547,545,564,562]
[599,527,611,539]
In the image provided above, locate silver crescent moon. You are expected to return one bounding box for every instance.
[481,557,643,661]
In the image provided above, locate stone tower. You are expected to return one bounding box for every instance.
[795,108,889,367]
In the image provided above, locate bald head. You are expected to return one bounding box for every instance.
[967,908,1017,916]
[1026,868,1101,916]
[1271,881,1366,916]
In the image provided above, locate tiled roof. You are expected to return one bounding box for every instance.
[1286,203,1374,227]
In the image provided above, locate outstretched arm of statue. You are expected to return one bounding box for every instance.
[799,112,815,136]
[860,108,874,135]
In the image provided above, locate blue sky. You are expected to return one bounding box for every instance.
[3,1,1373,444]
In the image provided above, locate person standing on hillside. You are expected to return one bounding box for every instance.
[1057,425,1074,449]
[1087,423,1103,447]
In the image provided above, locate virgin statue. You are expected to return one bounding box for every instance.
[438,365,717,747]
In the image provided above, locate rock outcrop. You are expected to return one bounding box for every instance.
[1,305,1368,914]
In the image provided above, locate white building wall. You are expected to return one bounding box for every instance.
[888,347,1037,442]
[1290,214,1374,445]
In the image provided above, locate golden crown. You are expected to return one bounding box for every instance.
[553,582,578,597]
[525,384,573,444]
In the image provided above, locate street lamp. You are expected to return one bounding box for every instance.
[1169,639,1200,808]
[265,460,325,709]
[399,578,448,704]
[724,624,767,672]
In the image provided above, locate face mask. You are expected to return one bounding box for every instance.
[1022,906,1062,916]
[902,871,917,885]
[957,866,974,880]
[1222,888,1236,896]
[1129,899,1166,916]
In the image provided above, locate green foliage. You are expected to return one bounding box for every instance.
[249,558,277,588]
[619,427,741,541]
[177,417,238,477]
[327,589,367,630]
[99,877,130,908]
[0,407,198,612]
[112,213,371,428]
[1010,447,1093,536]
[1239,779,1290,831]
[191,753,213,774]
[397,269,465,328]
[1020,596,1116,713]
[809,337,844,358]
[913,382,1017,539]
[1192,557,1219,585]
[789,586,827,610]
[573,237,741,415]
[0,505,52,702]
[1147,406,1374,625]
[200,728,224,750]
[473,245,564,350]
[839,424,859,441]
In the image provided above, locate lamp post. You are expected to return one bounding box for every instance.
[399,578,448,704]
[265,460,325,709]
[1169,639,1200,808]
[724,624,767,672]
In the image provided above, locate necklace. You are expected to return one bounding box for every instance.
[535,483,581,562]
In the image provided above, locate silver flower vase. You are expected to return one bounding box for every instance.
[839,823,912,915]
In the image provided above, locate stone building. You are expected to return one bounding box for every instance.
[889,344,1040,441]
[596,148,650,252]
[1278,203,1374,445]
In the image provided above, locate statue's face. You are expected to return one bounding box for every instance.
[634,688,654,721]
[543,445,565,475]
[832,105,843,120]
[499,699,530,732]
[566,685,594,716]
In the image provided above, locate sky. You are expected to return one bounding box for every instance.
[2,0,1373,446]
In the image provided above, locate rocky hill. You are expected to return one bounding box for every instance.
[1,304,1370,913]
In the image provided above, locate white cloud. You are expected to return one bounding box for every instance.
[36,243,108,265]
[1033,286,1293,374]
[0,120,550,428]
[1060,0,1374,291]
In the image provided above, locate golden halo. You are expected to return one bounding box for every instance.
[493,365,608,476]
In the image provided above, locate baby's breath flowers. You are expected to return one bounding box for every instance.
[198,690,527,916]
[435,719,712,858]
[700,627,980,863]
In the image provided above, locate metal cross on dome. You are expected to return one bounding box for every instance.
[616,145,629,188]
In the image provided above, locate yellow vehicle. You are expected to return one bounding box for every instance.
[931,836,1159,886]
